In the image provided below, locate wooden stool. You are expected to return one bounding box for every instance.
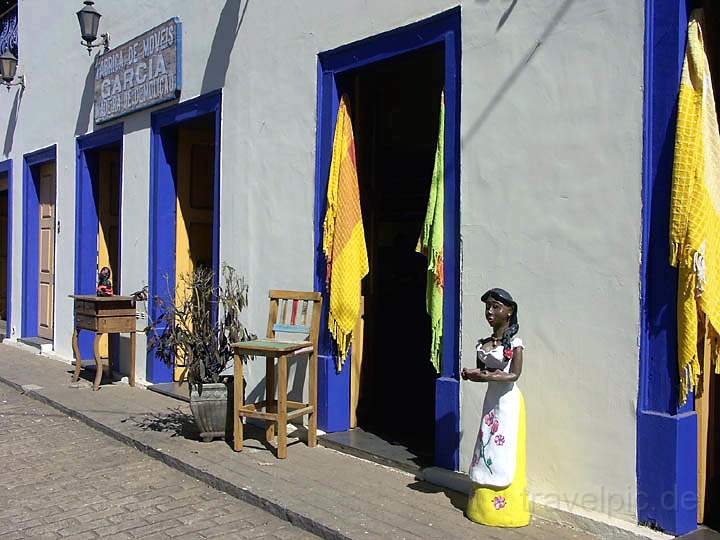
[69,295,137,391]
[232,290,322,459]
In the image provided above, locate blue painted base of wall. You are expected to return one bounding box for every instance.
[435,377,460,470]
[317,353,350,432]
[637,410,697,534]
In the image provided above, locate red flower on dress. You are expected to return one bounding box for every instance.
[484,411,495,426]
[494,434,505,446]
[493,496,506,510]
[503,348,513,359]
[491,419,500,434]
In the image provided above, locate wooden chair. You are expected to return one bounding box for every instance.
[232,290,322,458]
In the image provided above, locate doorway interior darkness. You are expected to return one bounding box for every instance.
[338,44,444,465]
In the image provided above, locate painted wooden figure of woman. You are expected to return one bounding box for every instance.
[96,266,114,297]
[461,288,530,527]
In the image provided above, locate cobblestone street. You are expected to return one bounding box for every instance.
[0,382,316,539]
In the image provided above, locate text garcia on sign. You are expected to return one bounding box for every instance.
[94,19,181,123]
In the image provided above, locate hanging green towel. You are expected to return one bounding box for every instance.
[417,92,445,373]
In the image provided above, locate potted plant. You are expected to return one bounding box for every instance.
[145,264,252,442]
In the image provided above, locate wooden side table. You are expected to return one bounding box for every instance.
[231,339,317,459]
[69,295,137,391]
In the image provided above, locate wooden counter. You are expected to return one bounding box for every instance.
[69,295,137,391]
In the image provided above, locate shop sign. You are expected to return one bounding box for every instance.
[94,18,181,123]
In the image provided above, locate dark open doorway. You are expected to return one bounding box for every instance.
[330,44,444,467]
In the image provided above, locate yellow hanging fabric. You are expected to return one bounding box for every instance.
[417,92,445,373]
[670,9,720,404]
[323,94,369,368]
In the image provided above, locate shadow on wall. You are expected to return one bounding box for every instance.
[461,0,576,148]
[75,61,96,136]
[122,110,151,136]
[496,0,519,32]
[3,86,23,156]
[245,356,308,406]
[201,0,249,94]
[73,0,248,135]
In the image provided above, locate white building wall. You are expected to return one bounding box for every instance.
[458,1,643,522]
[1,0,644,524]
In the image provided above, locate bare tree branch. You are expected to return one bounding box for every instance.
[145,264,252,392]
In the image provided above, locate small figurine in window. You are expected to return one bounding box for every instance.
[96,267,114,297]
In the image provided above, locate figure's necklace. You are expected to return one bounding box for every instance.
[488,334,503,344]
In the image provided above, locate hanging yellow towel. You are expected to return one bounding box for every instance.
[323,94,369,368]
[670,9,720,404]
[417,92,445,373]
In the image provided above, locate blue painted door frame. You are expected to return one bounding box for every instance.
[75,123,124,359]
[0,159,12,338]
[314,7,461,470]
[147,90,222,383]
[21,145,57,339]
[639,0,700,535]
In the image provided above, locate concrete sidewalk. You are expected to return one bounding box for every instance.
[0,342,642,540]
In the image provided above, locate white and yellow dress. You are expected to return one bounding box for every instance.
[467,337,530,527]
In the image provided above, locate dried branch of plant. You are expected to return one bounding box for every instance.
[145,264,254,393]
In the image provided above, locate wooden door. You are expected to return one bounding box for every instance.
[174,123,214,380]
[98,150,120,288]
[698,5,720,525]
[38,162,56,341]
[98,150,121,360]
[0,186,7,321]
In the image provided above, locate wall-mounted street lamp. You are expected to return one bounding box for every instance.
[77,1,110,55]
[0,50,25,91]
